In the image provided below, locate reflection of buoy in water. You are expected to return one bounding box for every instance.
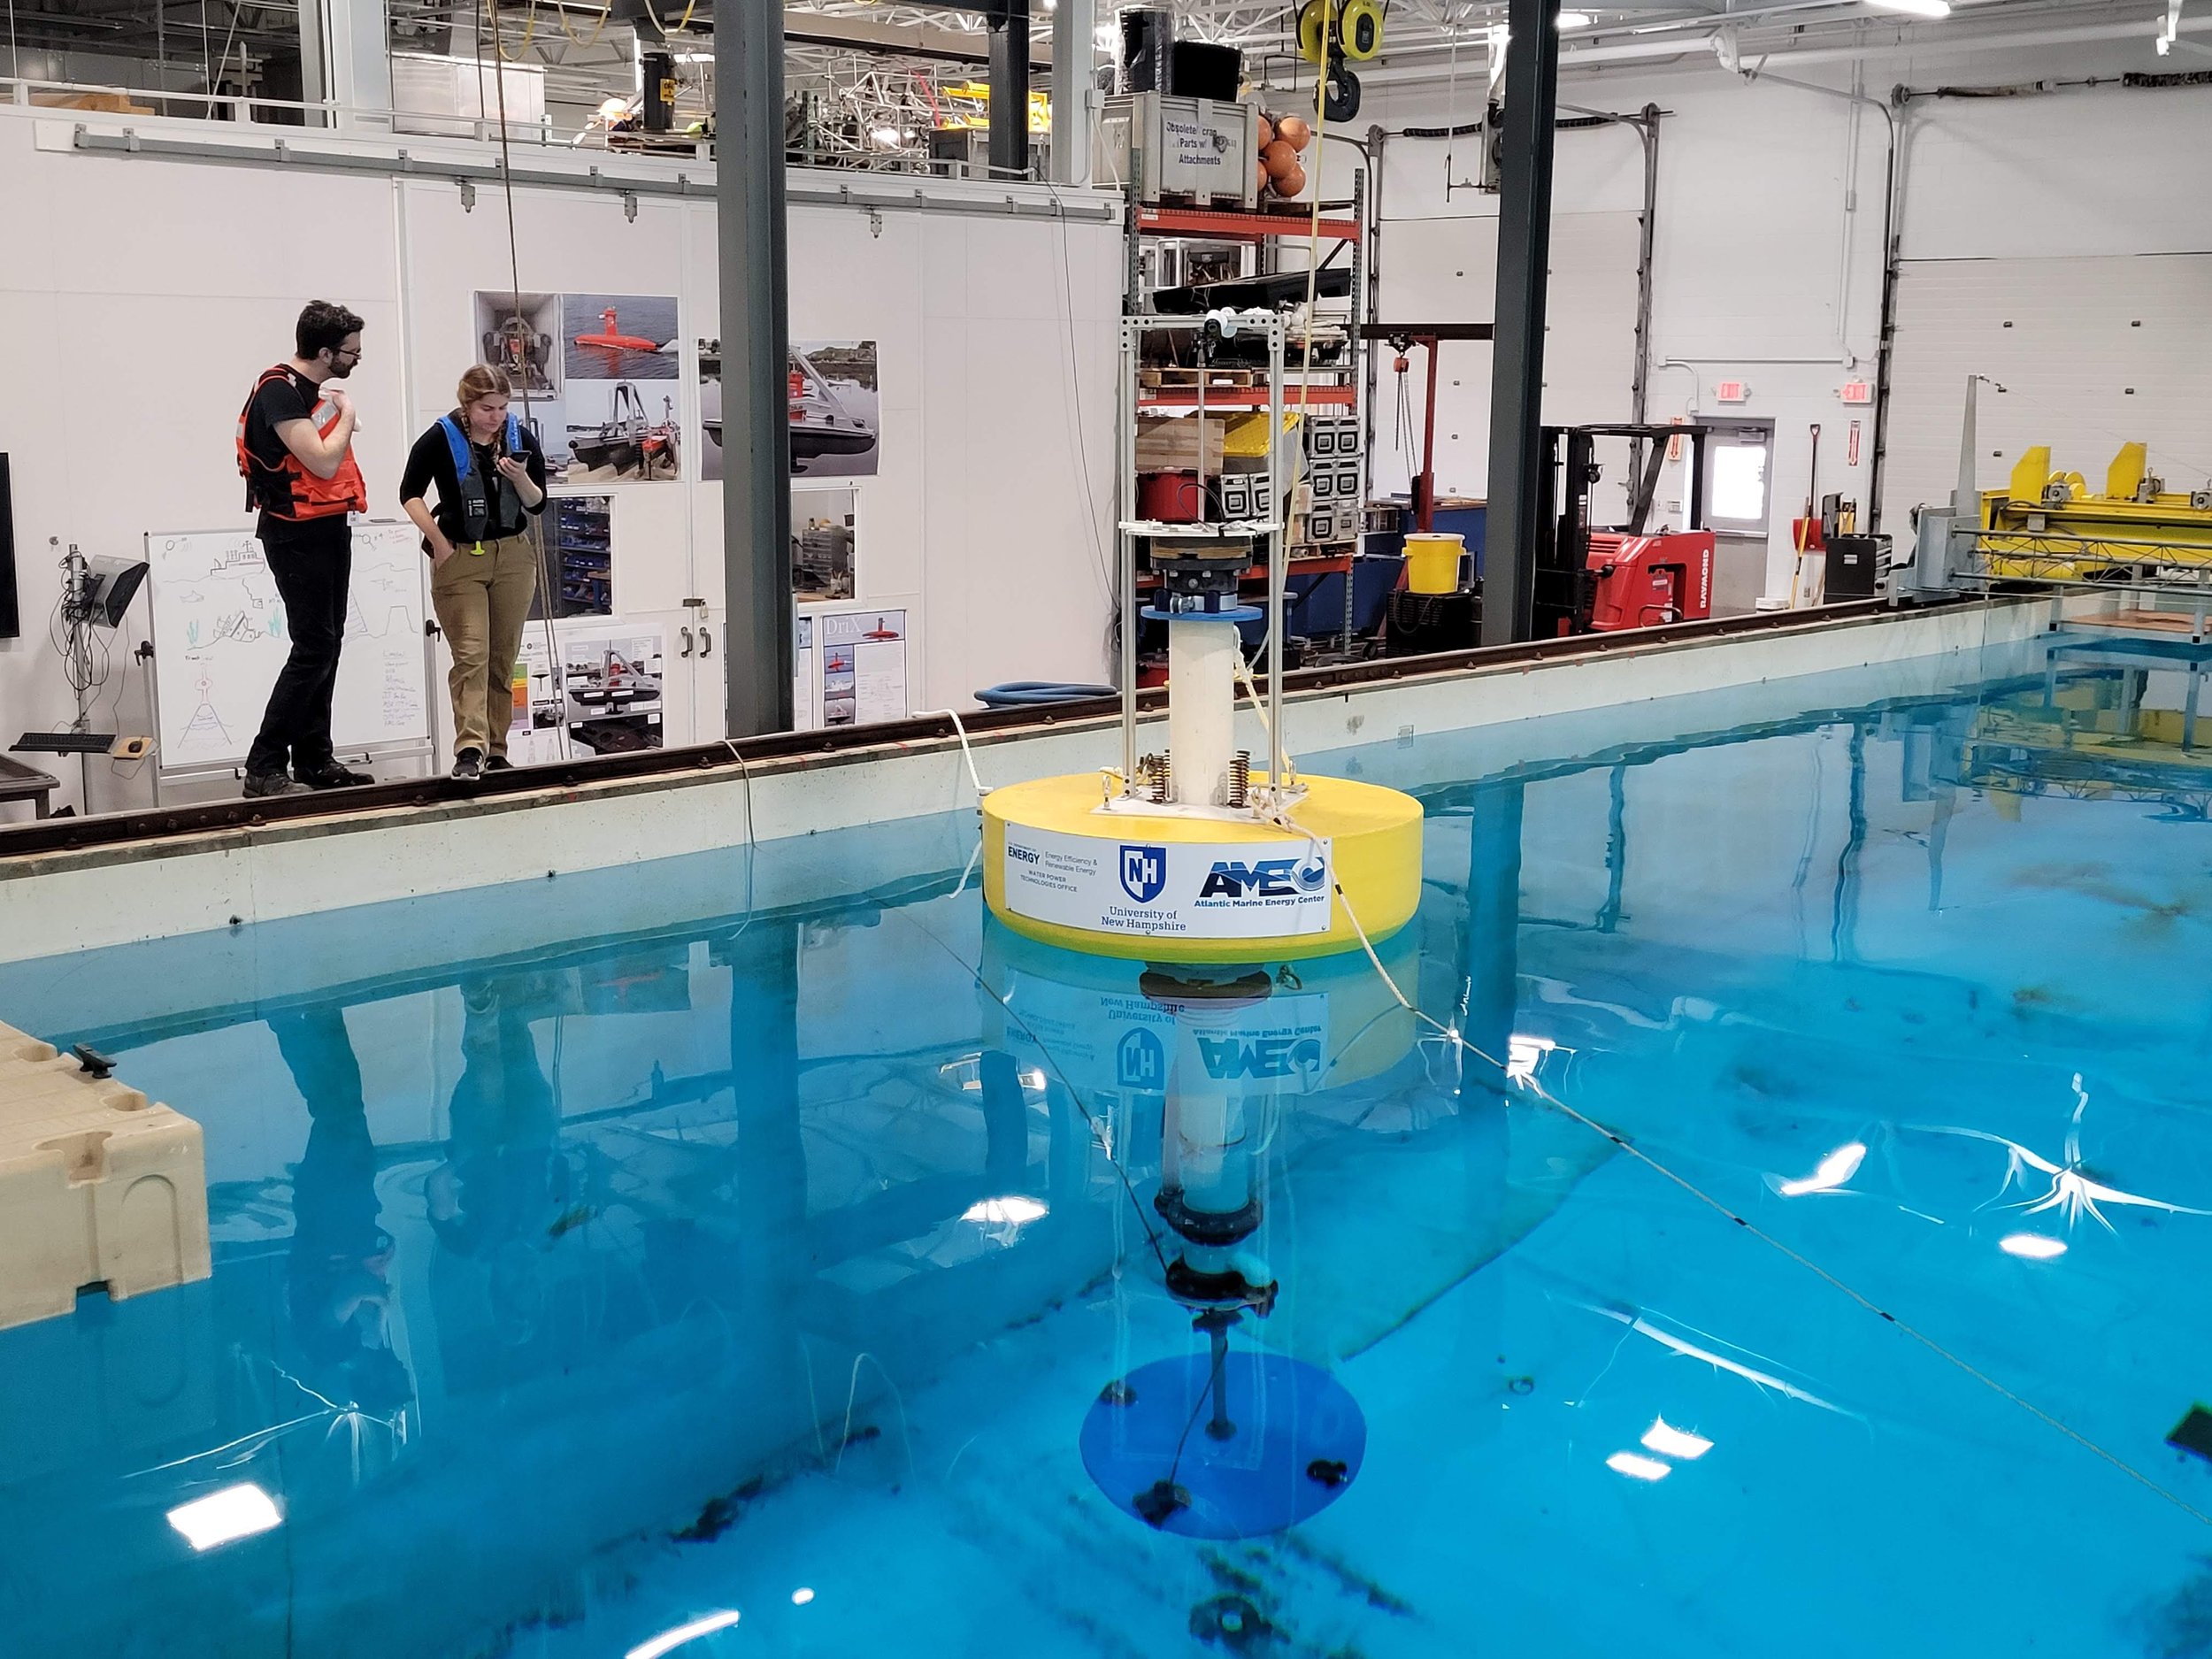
[997,926,1397,1539]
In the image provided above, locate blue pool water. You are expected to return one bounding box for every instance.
[5,643,2212,1658]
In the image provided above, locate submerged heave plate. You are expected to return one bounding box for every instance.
[1079,1351,1366,1539]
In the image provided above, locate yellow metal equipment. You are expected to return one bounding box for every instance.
[1980,442,2212,580]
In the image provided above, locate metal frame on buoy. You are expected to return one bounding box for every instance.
[1115,309,1290,819]
[979,307,1423,964]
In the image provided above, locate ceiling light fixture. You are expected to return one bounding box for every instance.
[1556,11,1594,26]
[1866,0,1951,17]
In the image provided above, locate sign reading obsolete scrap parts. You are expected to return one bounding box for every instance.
[1002,826,1335,939]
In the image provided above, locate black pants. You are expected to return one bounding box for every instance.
[246,516,352,777]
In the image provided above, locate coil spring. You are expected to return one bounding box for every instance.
[1140,752,1172,804]
[1226,750,1250,809]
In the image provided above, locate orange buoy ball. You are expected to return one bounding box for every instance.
[1256,160,1270,196]
[1261,140,1298,180]
[1278,114,1312,151]
[1275,161,1308,196]
[1256,115,1275,149]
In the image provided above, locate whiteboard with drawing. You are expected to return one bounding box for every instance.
[144,521,432,772]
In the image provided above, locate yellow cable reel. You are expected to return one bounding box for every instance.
[1298,0,1382,65]
[1340,0,1383,60]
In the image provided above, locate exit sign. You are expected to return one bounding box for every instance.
[1839,380,1874,404]
[1714,380,1751,403]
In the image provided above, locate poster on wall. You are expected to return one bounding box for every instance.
[475,291,559,395]
[474,291,681,484]
[472,289,565,460]
[530,494,613,619]
[792,341,879,478]
[698,338,879,482]
[820,609,906,727]
[513,626,667,759]
[792,488,856,602]
[562,379,681,482]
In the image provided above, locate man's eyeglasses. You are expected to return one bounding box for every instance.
[332,347,363,362]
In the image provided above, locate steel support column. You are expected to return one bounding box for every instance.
[987,0,1032,180]
[718,0,796,735]
[301,0,393,128]
[1050,0,1094,183]
[1480,0,1560,645]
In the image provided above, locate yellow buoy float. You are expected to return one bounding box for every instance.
[983,770,1422,964]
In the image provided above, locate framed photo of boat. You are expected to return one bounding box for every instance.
[561,380,682,484]
[698,337,879,482]
[472,291,560,396]
[488,290,683,484]
[560,293,680,383]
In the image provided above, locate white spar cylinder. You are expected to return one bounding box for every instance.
[1167,619,1239,807]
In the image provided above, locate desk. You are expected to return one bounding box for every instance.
[0,756,61,818]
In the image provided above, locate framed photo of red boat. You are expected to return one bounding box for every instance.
[561,380,682,483]
[469,288,687,484]
[561,294,680,382]
[698,336,879,482]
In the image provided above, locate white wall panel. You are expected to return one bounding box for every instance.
[1880,253,2212,524]
[1901,85,2212,261]
[1370,210,1641,512]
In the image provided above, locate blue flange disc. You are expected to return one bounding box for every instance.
[1079,1351,1365,1538]
[1138,605,1264,624]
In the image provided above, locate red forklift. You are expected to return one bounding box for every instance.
[1533,422,1716,636]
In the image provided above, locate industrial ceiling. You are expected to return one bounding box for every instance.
[0,0,2194,117]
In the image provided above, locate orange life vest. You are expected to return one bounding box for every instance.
[236,365,368,522]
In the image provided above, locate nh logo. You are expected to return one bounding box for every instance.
[1119,844,1167,903]
[1117,1027,1166,1091]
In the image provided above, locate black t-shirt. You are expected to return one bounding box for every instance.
[243,365,319,536]
[399,416,549,549]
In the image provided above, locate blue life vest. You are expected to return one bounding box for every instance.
[439,412,524,545]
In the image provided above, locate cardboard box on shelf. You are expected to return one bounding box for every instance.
[1135,415,1227,473]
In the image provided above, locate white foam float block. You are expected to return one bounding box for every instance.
[0,1022,211,1332]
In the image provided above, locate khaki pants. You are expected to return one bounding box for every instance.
[431,534,538,758]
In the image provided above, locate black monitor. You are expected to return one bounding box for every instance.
[80,557,149,628]
[0,454,17,640]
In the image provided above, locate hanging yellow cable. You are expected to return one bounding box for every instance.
[487,0,541,61]
[634,0,702,36]
[1294,11,1332,441]
[552,0,609,50]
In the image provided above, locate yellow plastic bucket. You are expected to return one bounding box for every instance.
[1404,533,1464,595]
